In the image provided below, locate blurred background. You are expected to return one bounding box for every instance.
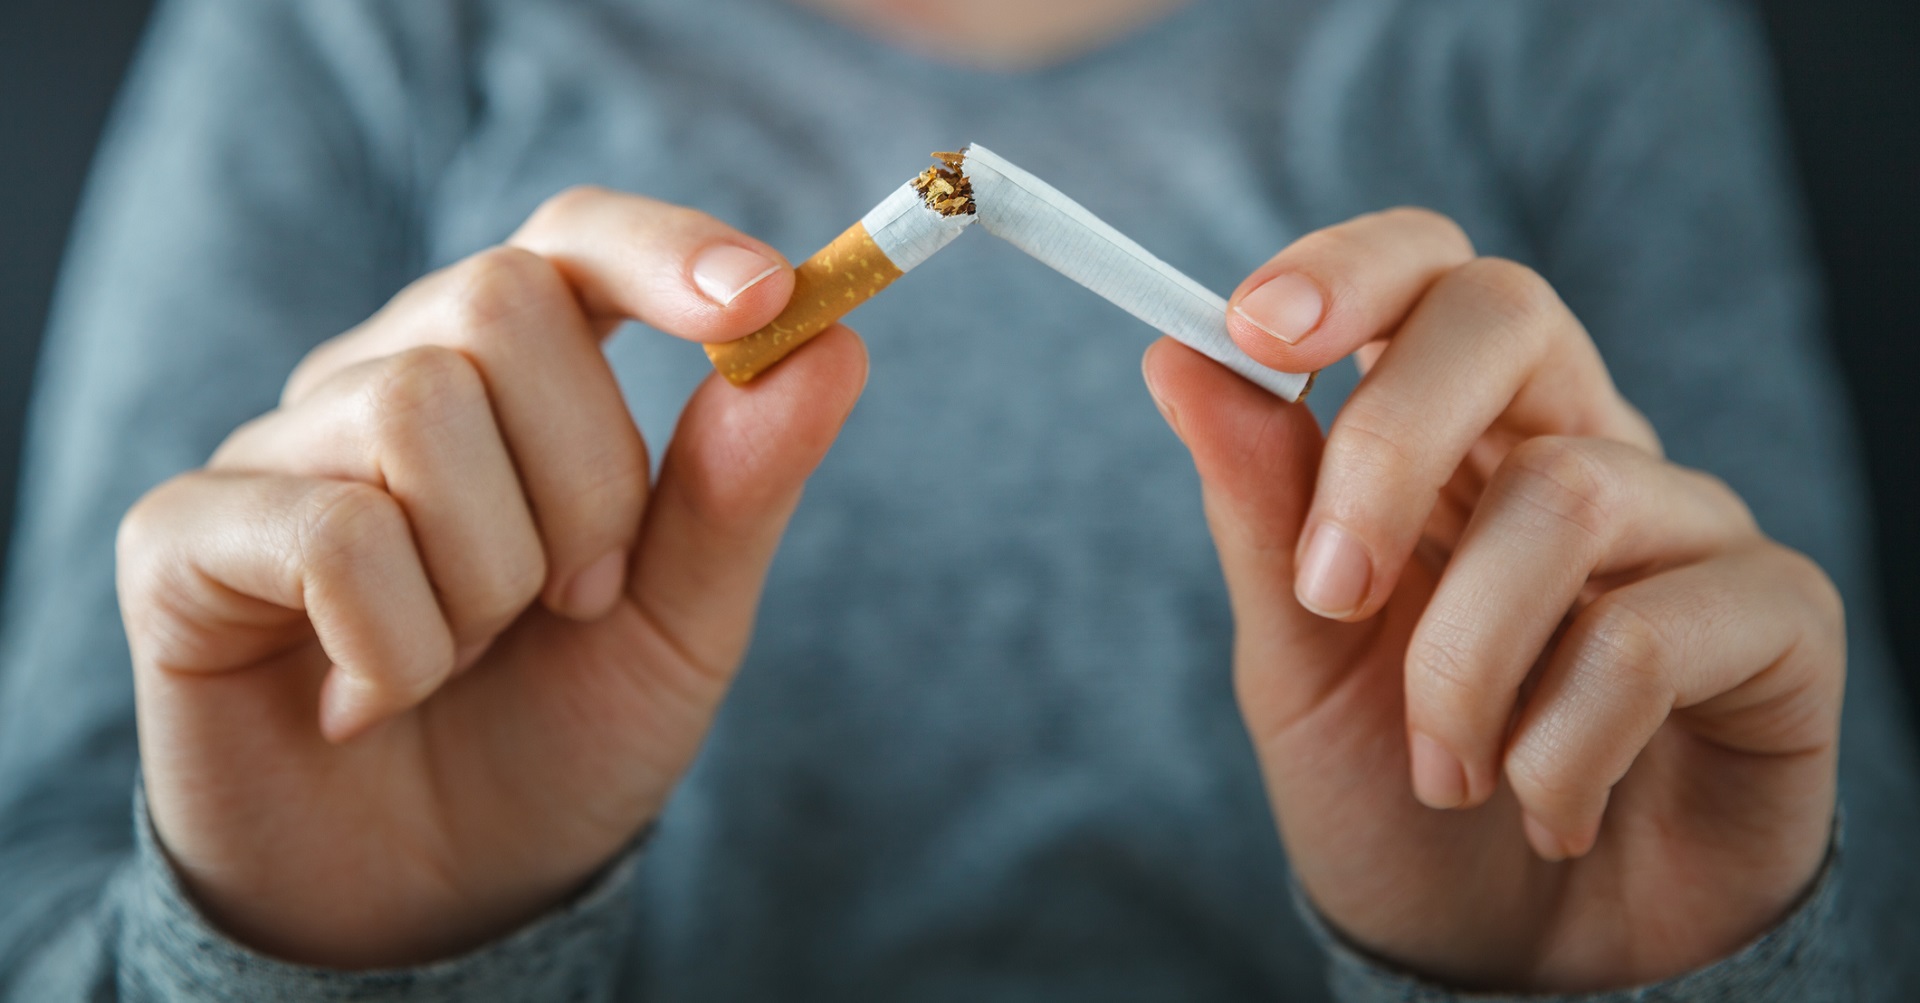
[2,0,1916,717]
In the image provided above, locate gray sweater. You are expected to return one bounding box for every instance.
[1,0,1915,999]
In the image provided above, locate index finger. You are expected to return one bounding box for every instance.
[290,187,798,400]
[1294,254,1657,624]
[509,185,796,343]
[1225,208,1477,372]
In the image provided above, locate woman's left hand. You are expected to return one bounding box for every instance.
[1143,208,1843,992]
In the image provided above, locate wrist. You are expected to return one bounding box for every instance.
[125,780,651,996]
[1291,813,1846,1001]
[142,775,652,969]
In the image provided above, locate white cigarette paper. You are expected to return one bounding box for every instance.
[862,181,975,271]
[708,146,1311,402]
[962,145,1310,402]
[705,180,975,385]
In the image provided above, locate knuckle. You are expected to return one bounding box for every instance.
[1685,468,1759,533]
[1284,209,1474,290]
[1446,257,1563,333]
[445,245,567,337]
[367,346,488,444]
[561,475,648,554]
[115,477,194,591]
[1497,437,1619,543]
[1313,418,1431,553]
[298,481,407,577]
[115,480,212,669]
[207,412,277,470]
[1377,207,1475,257]
[1290,222,1367,266]
[1576,598,1678,705]
[1405,619,1487,715]
[285,316,379,395]
[570,436,652,526]
[1797,553,1845,628]
[1503,740,1585,818]
[1327,399,1426,484]
[282,354,329,406]
[1769,543,1847,649]
[658,201,721,234]
[529,184,611,230]
[115,481,172,558]
[502,542,550,608]
[519,431,650,560]
[469,537,549,628]
[1319,401,1437,527]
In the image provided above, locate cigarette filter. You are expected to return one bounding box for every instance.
[705,160,977,384]
[706,148,1312,403]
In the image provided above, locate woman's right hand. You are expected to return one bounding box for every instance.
[115,188,868,968]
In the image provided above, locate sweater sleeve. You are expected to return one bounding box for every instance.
[0,0,640,998]
[88,785,647,1003]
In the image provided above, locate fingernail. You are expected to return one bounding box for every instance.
[319,671,383,743]
[692,245,780,306]
[1410,731,1468,810]
[1234,273,1326,344]
[1523,813,1570,862]
[564,550,627,619]
[1296,523,1372,618]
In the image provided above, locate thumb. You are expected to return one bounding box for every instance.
[1143,338,1366,723]
[626,325,868,683]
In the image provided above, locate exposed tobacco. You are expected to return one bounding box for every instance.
[911,151,976,217]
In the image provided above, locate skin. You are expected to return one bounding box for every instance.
[121,191,864,965]
[1159,209,1839,991]
[114,1,1843,991]
[796,0,1191,69]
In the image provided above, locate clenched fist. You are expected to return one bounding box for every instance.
[117,188,867,967]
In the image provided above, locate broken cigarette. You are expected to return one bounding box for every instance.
[704,155,977,385]
[706,146,1312,403]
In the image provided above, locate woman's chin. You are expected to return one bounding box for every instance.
[791,0,1192,71]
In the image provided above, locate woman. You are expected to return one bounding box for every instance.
[1,0,1914,998]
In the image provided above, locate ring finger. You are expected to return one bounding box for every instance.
[1502,543,1844,860]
